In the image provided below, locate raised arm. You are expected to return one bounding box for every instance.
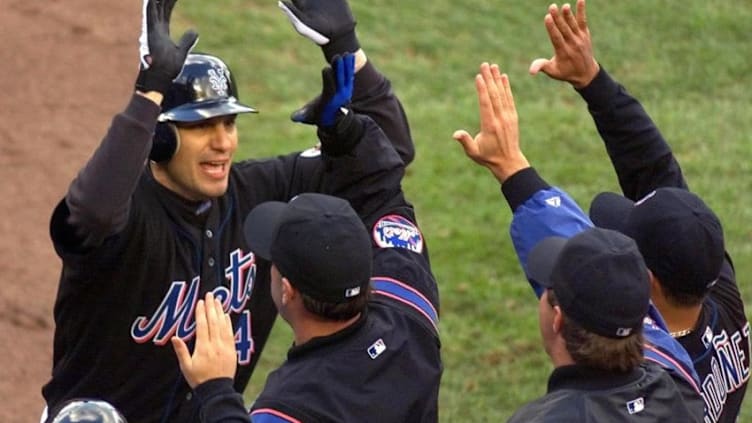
[529,0,686,200]
[454,62,700,393]
[52,0,197,250]
[279,0,414,165]
[453,63,591,297]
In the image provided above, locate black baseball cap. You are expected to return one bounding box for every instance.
[243,193,372,303]
[589,188,724,296]
[528,228,651,338]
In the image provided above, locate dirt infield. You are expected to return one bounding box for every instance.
[0,0,141,420]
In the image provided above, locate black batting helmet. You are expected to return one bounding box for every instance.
[150,53,258,161]
[49,399,127,423]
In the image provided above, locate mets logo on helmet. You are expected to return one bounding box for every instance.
[373,214,423,253]
[208,66,229,97]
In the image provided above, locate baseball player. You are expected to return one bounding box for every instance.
[43,0,414,421]
[453,62,703,420]
[528,1,749,421]
[171,61,441,421]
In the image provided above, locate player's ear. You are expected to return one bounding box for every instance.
[552,306,564,334]
[281,277,296,305]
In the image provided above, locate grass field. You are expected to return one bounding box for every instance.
[177,1,752,420]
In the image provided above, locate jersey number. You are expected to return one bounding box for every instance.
[234,310,255,365]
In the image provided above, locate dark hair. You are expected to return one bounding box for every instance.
[659,278,706,308]
[548,290,644,372]
[300,288,370,321]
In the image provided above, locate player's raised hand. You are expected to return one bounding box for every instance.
[172,292,237,389]
[453,63,530,183]
[529,0,599,89]
[136,0,198,95]
[291,53,356,127]
[278,0,360,62]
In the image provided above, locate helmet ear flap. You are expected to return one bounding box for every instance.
[150,122,180,162]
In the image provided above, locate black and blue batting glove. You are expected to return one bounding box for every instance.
[321,53,355,127]
[292,53,356,127]
[278,0,360,62]
[135,0,198,94]
[292,54,364,156]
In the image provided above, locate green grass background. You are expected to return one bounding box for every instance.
[176,1,752,420]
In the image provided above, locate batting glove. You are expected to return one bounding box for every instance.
[278,0,360,62]
[135,0,198,94]
[292,54,364,156]
[291,53,355,127]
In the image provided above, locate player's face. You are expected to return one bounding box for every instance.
[156,115,238,201]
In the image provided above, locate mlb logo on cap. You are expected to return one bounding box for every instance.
[616,327,633,337]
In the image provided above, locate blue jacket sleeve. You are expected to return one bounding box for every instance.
[502,168,592,298]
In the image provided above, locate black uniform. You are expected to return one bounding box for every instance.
[577,68,750,423]
[184,106,441,423]
[508,362,702,422]
[43,62,414,423]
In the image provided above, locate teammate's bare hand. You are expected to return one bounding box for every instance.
[529,0,599,89]
[453,63,530,183]
[172,292,237,389]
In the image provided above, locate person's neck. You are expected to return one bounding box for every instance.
[548,343,576,368]
[292,313,361,346]
[653,296,702,337]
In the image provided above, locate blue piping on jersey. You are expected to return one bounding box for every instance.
[372,277,438,331]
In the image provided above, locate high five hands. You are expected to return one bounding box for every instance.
[453,63,530,184]
[172,292,237,389]
[529,0,599,88]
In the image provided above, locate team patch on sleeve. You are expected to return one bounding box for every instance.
[372,215,423,253]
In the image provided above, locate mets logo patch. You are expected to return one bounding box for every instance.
[373,215,423,253]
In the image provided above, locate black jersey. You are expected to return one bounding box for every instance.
[577,68,750,423]
[188,212,441,423]
[182,107,441,423]
[509,362,703,423]
[248,220,441,423]
[43,62,414,423]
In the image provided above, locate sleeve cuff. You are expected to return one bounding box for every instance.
[575,66,621,110]
[193,377,237,403]
[123,93,162,131]
[352,62,382,100]
[501,167,551,212]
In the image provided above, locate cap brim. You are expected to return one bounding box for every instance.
[527,236,568,288]
[589,192,635,233]
[160,98,258,123]
[243,201,288,261]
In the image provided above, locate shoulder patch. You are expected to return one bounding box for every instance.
[373,215,423,253]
